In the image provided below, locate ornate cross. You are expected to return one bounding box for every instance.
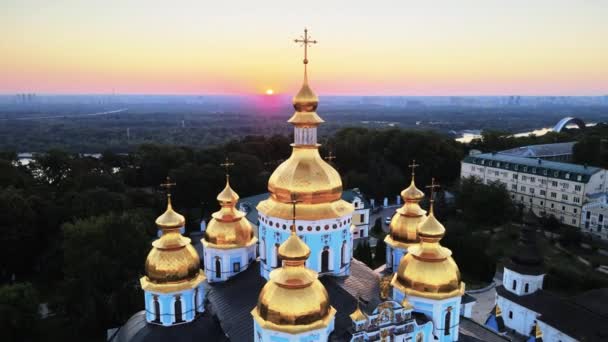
[289,193,302,233]
[425,177,440,203]
[294,28,317,65]
[220,157,235,177]
[408,160,420,176]
[160,176,176,196]
[324,151,336,163]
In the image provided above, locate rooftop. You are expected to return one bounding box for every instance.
[497,285,608,341]
[498,142,575,158]
[463,153,602,182]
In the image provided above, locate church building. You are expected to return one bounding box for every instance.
[111,29,510,342]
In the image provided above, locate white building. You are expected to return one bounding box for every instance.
[582,193,608,240]
[342,188,371,240]
[486,226,608,340]
[461,153,608,228]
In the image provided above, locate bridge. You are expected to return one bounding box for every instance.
[552,117,586,132]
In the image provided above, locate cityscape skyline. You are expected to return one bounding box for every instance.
[1,0,607,96]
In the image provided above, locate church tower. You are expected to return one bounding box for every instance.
[385,160,426,271]
[202,169,257,282]
[391,179,465,342]
[140,178,206,326]
[256,29,354,279]
[252,196,337,341]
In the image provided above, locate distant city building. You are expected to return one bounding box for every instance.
[461,153,608,229]
[498,142,576,162]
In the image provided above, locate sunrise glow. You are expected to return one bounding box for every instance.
[1,0,607,95]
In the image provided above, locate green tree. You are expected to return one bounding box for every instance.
[455,177,516,226]
[58,210,153,338]
[374,238,386,265]
[354,241,373,267]
[0,282,40,341]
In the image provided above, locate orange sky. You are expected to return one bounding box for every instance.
[1,0,607,95]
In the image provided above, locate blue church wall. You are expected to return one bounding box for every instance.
[144,286,204,326]
[257,214,353,279]
[203,243,257,282]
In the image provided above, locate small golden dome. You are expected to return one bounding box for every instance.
[289,71,324,126]
[401,178,425,201]
[217,176,239,204]
[349,304,367,322]
[141,193,205,293]
[204,177,256,249]
[401,298,413,310]
[252,232,336,334]
[418,206,445,238]
[155,195,185,229]
[391,204,464,300]
[387,175,426,246]
[144,234,201,283]
[279,232,311,261]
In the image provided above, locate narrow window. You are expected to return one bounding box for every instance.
[444,309,452,336]
[512,280,517,290]
[215,258,221,278]
[525,283,529,293]
[509,311,513,319]
[174,295,183,323]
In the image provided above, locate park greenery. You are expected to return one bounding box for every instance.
[1,124,608,340]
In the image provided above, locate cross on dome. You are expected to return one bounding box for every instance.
[220,157,235,178]
[160,176,176,197]
[324,151,336,162]
[408,160,420,177]
[425,177,440,204]
[289,193,302,234]
[294,28,317,65]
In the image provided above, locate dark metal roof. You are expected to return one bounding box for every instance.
[341,189,372,209]
[498,142,575,159]
[497,285,608,341]
[459,317,510,342]
[461,293,477,304]
[112,310,227,342]
[463,153,601,182]
[505,226,544,276]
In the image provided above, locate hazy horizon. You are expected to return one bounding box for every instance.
[2,1,608,96]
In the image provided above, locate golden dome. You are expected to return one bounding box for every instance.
[252,231,336,334]
[155,195,185,229]
[386,174,426,247]
[141,195,205,293]
[401,298,414,310]
[401,178,425,201]
[204,177,257,249]
[391,204,464,300]
[349,303,367,322]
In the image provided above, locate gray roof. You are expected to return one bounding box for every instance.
[498,142,575,158]
[459,317,510,342]
[341,189,372,209]
[497,285,608,341]
[112,310,227,342]
[463,153,602,182]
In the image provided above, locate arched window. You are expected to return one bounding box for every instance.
[152,295,161,323]
[444,308,452,335]
[512,279,517,290]
[321,247,330,273]
[509,311,513,319]
[341,240,347,266]
[174,295,183,323]
[215,257,221,279]
[525,283,529,293]
[259,239,266,261]
[274,243,281,268]
[194,288,199,312]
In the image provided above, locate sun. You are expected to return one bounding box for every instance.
[265,89,274,95]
